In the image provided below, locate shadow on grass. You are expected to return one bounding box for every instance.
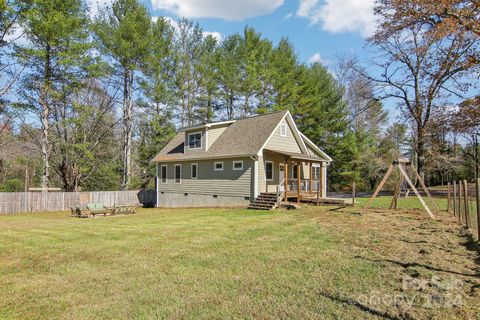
[356,256,479,278]
[328,206,347,212]
[317,290,401,320]
[458,228,480,266]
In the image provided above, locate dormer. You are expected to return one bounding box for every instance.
[180,120,236,154]
[184,128,206,153]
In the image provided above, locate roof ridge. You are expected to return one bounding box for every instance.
[178,110,289,131]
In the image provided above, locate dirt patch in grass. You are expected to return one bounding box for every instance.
[301,204,480,319]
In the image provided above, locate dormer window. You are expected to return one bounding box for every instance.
[188,132,202,149]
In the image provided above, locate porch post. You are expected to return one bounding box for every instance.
[297,161,301,203]
[319,162,323,198]
[285,159,288,194]
[309,162,312,194]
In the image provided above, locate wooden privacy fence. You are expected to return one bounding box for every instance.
[0,189,156,215]
[447,179,480,241]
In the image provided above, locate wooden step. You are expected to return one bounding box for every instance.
[248,205,273,210]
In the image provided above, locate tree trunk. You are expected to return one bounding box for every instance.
[39,44,53,189]
[122,69,133,190]
[474,134,479,180]
[416,124,426,182]
[40,100,49,189]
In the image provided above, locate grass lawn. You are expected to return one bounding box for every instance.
[0,198,479,319]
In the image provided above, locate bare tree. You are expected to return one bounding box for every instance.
[367,16,479,178]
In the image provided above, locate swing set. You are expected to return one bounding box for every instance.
[366,157,438,219]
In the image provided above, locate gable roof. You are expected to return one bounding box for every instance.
[152,111,287,161]
[152,110,331,162]
[300,133,333,162]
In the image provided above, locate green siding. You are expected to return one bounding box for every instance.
[207,126,228,150]
[157,157,252,198]
[265,119,302,153]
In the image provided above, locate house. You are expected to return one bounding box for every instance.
[152,110,332,209]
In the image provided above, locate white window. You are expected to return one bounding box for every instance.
[280,124,287,137]
[175,164,181,183]
[233,161,243,170]
[161,165,167,183]
[191,163,198,179]
[265,161,274,181]
[214,161,224,171]
[312,164,320,180]
[188,132,202,149]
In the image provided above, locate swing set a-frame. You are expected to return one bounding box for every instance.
[366,157,438,219]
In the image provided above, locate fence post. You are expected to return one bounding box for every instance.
[447,182,451,214]
[453,181,457,217]
[476,178,480,241]
[458,181,463,224]
[352,181,356,207]
[463,180,470,228]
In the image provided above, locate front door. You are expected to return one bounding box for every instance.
[279,164,285,191]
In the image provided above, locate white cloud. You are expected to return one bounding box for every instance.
[296,0,376,37]
[307,52,322,64]
[151,0,284,21]
[203,31,223,42]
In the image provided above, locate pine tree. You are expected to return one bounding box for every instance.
[15,0,93,189]
[94,0,152,190]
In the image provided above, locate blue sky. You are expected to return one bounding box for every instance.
[87,0,376,68]
[145,0,375,65]
[128,0,398,119]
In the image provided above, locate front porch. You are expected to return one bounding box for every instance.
[252,149,351,207]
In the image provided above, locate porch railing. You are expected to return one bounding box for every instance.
[276,178,286,207]
[287,179,320,193]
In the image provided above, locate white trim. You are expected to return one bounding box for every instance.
[257,111,308,156]
[205,128,209,151]
[156,164,159,207]
[187,131,203,150]
[153,154,256,163]
[160,165,168,183]
[279,163,285,191]
[174,164,181,184]
[265,161,274,181]
[322,164,327,197]
[300,132,333,162]
[214,161,224,171]
[257,113,286,154]
[232,160,243,171]
[178,120,236,132]
[254,160,259,197]
[191,163,198,179]
[284,111,308,154]
[280,124,287,137]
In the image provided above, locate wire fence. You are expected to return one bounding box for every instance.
[447,179,480,241]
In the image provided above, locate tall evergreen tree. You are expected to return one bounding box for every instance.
[94,0,152,190]
[137,17,176,188]
[217,34,242,120]
[15,0,93,189]
[271,38,299,112]
[294,63,354,188]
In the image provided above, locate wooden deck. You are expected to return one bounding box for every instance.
[285,192,353,206]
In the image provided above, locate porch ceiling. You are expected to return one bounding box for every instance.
[264,149,327,162]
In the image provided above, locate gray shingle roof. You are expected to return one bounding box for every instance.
[152,111,288,162]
